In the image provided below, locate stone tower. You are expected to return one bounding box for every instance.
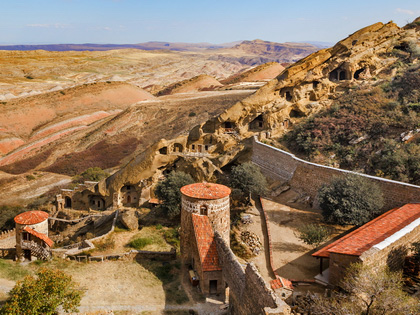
[14,210,53,261]
[180,182,231,263]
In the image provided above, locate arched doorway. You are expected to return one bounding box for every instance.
[64,196,72,209]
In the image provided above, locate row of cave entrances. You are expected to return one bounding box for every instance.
[329,67,367,81]
[63,184,138,211]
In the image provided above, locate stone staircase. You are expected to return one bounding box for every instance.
[22,241,51,260]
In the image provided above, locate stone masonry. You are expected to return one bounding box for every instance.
[252,137,420,209]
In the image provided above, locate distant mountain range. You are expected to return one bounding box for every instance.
[0,41,239,52]
[0,40,331,52]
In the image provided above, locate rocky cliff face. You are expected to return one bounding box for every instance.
[72,20,420,209]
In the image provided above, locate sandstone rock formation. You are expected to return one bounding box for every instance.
[119,210,139,230]
[221,62,285,85]
[77,20,419,210]
[155,74,223,96]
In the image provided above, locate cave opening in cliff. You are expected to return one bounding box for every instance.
[329,69,338,81]
[121,185,137,206]
[223,121,236,133]
[64,196,72,208]
[173,143,183,153]
[250,115,264,130]
[159,147,168,155]
[354,68,365,80]
[339,70,347,80]
[289,109,304,118]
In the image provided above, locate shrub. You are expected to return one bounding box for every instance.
[318,175,384,225]
[154,171,194,218]
[94,235,115,252]
[1,268,83,314]
[127,237,153,250]
[0,206,25,231]
[296,224,330,248]
[411,242,420,262]
[230,162,267,197]
[72,167,109,183]
[188,112,196,117]
[25,174,36,181]
[163,228,180,250]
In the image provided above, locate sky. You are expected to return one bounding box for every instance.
[1,0,420,45]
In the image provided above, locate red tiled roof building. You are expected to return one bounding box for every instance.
[180,182,230,295]
[313,204,420,286]
[14,210,53,261]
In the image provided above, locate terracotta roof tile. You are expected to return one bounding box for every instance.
[181,183,231,200]
[191,214,222,272]
[313,204,420,258]
[23,226,53,247]
[270,276,293,290]
[14,211,49,225]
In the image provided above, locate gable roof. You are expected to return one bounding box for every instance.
[191,213,221,272]
[313,204,420,258]
[23,226,54,247]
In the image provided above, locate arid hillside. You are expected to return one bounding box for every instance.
[0,88,255,176]
[221,62,285,84]
[155,75,223,96]
[0,40,320,101]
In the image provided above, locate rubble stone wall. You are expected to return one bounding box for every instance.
[252,138,420,209]
[215,233,290,315]
[361,224,420,271]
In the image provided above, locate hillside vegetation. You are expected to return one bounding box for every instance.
[284,57,420,185]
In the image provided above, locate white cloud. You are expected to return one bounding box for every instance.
[396,8,419,15]
[26,23,71,29]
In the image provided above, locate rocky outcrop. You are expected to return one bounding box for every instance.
[156,74,223,96]
[221,62,285,85]
[119,210,139,230]
[232,39,320,63]
[72,19,420,210]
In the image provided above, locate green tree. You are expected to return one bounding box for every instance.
[296,224,330,248]
[72,167,109,184]
[1,268,82,315]
[318,175,384,225]
[154,171,194,217]
[230,162,267,199]
[301,263,419,315]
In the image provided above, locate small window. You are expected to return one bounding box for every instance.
[22,232,30,241]
[192,144,195,150]
[200,205,208,216]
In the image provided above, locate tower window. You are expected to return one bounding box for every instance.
[200,205,208,215]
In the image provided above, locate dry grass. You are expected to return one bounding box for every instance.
[126,227,172,252]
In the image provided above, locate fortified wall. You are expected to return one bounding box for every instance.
[252,137,420,209]
[214,233,290,315]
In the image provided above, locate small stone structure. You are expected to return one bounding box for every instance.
[312,204,420,287]
[15,210,53,261]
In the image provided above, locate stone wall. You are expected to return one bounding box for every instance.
[361,224,420,271]
[0,228,15,240]
[215,233,290,315]
[328,253,360,287]
[252,138,420,209]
